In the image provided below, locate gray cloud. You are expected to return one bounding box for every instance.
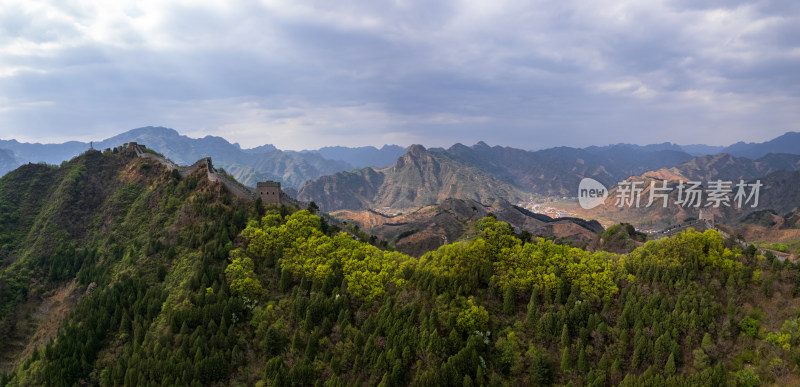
[0,0,798,149]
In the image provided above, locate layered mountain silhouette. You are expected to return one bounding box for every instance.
[719,132,800,159]
[1,128,344,189]
[641,153,800,182]
[0,127,410,189]
[296,145,407,168]
[298,142,700,211]
[586,132,800,159]
[93,127,356,189]
[4,128,800,202]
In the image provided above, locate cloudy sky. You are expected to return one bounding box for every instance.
[1,0,798,150]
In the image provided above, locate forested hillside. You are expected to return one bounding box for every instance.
[2,149,800,386]
[0,147,253,384]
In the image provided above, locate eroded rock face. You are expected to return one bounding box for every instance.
[298,144,525,212]
[331,198,602,257]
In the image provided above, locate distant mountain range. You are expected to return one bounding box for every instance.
[588,132,800,158]
[0,127,405,189]
[297,142,699,211]
[300,137,800,213]
[641,153,800,182]
[717,132,800,159]
[4,127,800,199]
[296,145,407,169]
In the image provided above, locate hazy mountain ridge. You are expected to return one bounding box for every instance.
[679,144,726,156]
[0,149,20,177]
[570,132,800,159]
[5,128,800,194]
[296,144,408,168]
[297,144,529,211]
[298,141,700,211]
[584,142,686,153]
[0,127,355,189]
[719,132,800,159]
[95,127,357,189]
[641,153,800,182]
[0,140,88,165]
[445,142,695,194]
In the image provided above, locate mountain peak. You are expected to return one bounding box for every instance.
[775,131,800,141]
[123,126,181,138]
[406,144,427,157]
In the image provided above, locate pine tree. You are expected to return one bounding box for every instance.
[279,268,292,293]
[377,372,390,387]
[664,353,676,376]
[503,286,516,315]
[560,347,571,372]
[527,288,539,324]
[560,324,570,348]
[598,354,609,371]
[577,343,588,372]
[611,357,622,373]
[692,348,709,370]
[292,331,304,353]
[476,365,485,385]
[530,350,553,386]
[632,345,643,370]
[701,332,713,353]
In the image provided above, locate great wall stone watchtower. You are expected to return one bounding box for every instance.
[126,142,287,204]
[699,209,715,227]
[257,181,282,205]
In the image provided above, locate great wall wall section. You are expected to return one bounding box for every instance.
[648,212,790,262]
[128,142,304,207]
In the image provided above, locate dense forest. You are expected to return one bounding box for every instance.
[1,149,800,386]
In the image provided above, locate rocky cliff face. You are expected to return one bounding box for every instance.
[295,167,385,211]
[297,144,527,211]
[329,197,603,256]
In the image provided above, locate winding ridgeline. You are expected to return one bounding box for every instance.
[0,145,800,386]
[128,142,302,208]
